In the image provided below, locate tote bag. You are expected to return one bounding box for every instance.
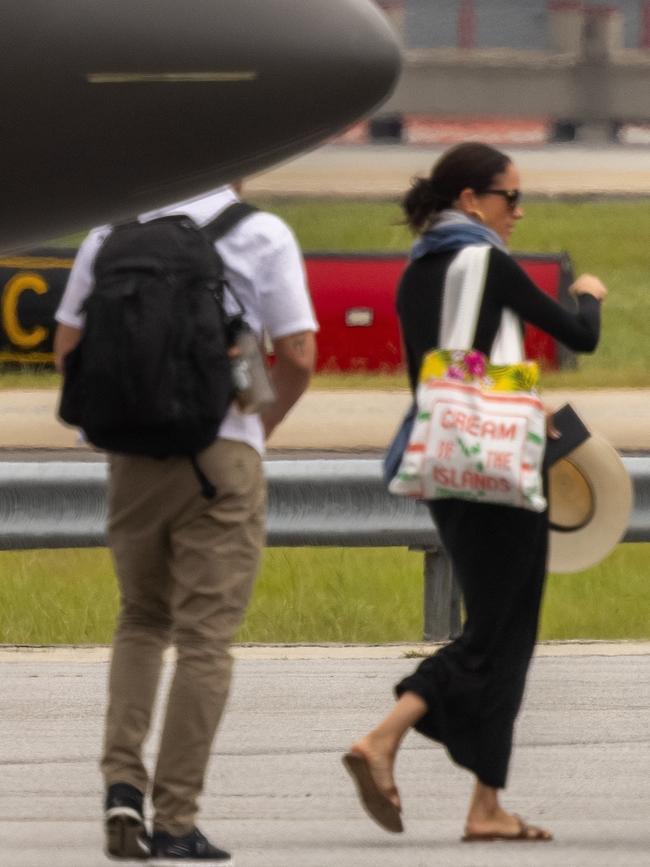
[388,246,547,512]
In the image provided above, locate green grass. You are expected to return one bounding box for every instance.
[0,367,647,392]
[0,366,60,390]
[541,545,650,640]
[1,545,648,645]
[0,549,119,644]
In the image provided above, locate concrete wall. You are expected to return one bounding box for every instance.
[371,1,650,138]
[404,1,645,50]
[381,48,650,126]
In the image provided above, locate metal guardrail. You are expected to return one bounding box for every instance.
[1,458,648,640]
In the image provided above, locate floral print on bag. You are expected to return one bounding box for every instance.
[419,349,539,393]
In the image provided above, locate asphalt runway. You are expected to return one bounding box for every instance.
[2,644,649,867]
[247,143,650,197]
[2,387,650,452]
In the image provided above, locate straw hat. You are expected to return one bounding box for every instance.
[547,433,633,574]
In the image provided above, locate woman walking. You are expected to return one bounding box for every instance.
[343,143,606,842]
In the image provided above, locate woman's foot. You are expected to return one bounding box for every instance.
[464,781,552,841]
[347,737,401,808]
[342,736,403,832]
[464,807,553,841]
[342,693,426,834]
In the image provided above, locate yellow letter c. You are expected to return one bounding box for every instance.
[2,272,49,349]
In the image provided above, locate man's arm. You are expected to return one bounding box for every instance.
[53,323,82,372]
[261,329,316,439]
[53,226,107,372]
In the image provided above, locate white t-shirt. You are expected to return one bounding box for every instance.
[55,187,318,455]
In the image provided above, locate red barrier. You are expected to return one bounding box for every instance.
[305,251,576,372]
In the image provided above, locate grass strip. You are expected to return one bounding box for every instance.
[0,545,648,645]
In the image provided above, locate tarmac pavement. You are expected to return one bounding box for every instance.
[1,387,650,452]
[1,644,649,867]
[246,143,650,197]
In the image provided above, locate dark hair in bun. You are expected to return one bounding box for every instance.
[402,142,511,233]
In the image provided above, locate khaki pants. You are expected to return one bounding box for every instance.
[101,439,266,835]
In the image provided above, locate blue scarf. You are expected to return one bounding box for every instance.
[410,209,507,259]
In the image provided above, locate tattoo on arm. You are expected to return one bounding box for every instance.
[290,335,308,357]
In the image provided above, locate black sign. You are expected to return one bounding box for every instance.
[0,249,75,363]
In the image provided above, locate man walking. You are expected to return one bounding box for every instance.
[54,185,317,865]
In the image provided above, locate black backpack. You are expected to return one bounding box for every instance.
[59,203,257,495]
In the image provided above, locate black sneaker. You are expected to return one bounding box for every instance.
[104,782,151,860]
[150,827,233,865]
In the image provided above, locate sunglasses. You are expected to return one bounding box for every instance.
[483,188,522,210]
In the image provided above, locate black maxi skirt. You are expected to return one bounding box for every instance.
[395,496,549,789]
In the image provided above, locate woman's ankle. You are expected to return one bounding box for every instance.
[352,729,399,759]
[467,781,502,822]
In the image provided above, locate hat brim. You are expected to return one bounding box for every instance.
[548,433,633,574]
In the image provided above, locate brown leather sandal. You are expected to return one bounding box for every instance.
[342,751,403,833]
[462,814,553,842]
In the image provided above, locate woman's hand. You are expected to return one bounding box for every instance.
[570,274,608,301]
[544,406,561,440]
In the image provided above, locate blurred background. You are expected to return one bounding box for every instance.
[351,1,650,146]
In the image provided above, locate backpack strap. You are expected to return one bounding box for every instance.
[187,202,259,500]
[201,202,259,243]
[190,454,217,500]
[202,202,259,319]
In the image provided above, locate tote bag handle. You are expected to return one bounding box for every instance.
[440,245,524,363]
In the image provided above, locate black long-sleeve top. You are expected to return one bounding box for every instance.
[397,246,601,391]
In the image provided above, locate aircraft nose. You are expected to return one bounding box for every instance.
[138,0,403,190]
[295,0,403,130]
[99,0,403,206]
[1,0,402,250]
